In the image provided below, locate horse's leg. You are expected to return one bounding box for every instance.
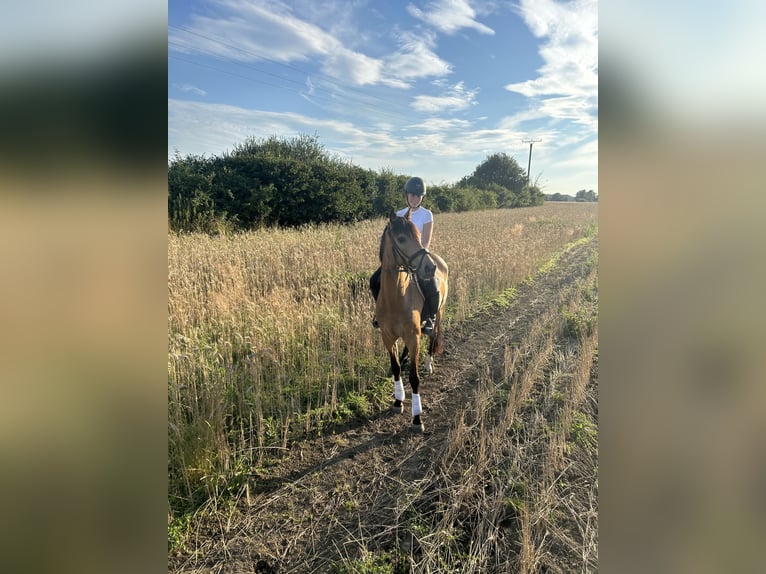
[399,345,409,371]
[423,278,445,375]
[424,308,444,374]
[424,335,435,374]
[405,332,424,432]
[387,340,405,414]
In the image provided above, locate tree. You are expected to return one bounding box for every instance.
[168,152,221,232]
[168,133,558,233]
[460,153,527,194]
[575,189,597,202]
[372,169,408,217]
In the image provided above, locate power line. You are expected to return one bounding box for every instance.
[168,25,416,122]
[170,25,339,87]
[168,50,416,126]
[169,50,302,92]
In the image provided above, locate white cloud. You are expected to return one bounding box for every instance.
[304,76,315,96]
[406,0,495,35]
[170,3,315,61]
[168,98,396,159]
[168,99,478,172]
[412,117,473,131]
[505,0,598,142]
[530,95,598,128]
[169,0,457,88]
[174,83,207,97]
[321,48,384,86]
[555,137,598,170]
[506,0,597,126]
[169,0,385,84]
[383,31,453,82]
[411,81,479,112]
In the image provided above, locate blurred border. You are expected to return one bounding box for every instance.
[601,1,766,572]
[0,3,168,573]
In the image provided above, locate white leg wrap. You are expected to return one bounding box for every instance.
[411,393,422,416]
[394,379,405,401]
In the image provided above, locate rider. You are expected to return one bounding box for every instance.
[370,176,440,336]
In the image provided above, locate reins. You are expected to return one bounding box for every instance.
[384,223,431,274]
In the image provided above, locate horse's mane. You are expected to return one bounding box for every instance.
[379,231,385,262]
[379,213,421,262]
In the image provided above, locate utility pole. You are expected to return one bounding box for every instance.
[522,138,542,187]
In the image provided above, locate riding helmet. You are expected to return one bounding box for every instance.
[404,176,426,197]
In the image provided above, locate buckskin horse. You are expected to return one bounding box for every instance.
[376,209,449,432]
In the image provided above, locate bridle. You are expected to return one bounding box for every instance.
[384,221,433,275]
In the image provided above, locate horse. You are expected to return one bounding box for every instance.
[375,209,449,432]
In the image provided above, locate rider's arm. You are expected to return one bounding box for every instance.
[421,221,433,250]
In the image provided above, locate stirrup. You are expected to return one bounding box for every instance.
[421,317,435,335]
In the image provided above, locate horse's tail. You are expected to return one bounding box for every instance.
[432,324,444,356]
[431,267,448,357]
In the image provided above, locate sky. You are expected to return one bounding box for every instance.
[168,0,598,195]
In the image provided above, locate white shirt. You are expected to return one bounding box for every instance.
[396,206,433,236]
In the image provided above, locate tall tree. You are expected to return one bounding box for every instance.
[460,153,527,195]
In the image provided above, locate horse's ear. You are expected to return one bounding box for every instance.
[404,208,412,220]
[388,210,398,223]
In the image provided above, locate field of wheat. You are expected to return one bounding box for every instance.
[168,203,597,513]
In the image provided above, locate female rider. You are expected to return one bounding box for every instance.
[370,176,439,335]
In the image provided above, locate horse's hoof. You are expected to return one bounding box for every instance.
[392,400,404,414]
[411,422,425,433]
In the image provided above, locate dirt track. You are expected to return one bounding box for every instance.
[170,235,598,573]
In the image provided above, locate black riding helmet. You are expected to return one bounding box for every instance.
[404,176,426,197]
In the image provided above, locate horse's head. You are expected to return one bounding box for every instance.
[383,210,437,279]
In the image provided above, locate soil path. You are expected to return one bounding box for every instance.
[170,235,598,574]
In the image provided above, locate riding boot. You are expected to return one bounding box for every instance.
[420,277,439,335]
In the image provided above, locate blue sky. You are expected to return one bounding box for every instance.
[168,0,598,195]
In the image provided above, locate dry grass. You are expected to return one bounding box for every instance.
[328,253,599,574]
[167,203,597,515]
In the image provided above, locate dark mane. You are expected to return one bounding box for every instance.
[379,230,385,262]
